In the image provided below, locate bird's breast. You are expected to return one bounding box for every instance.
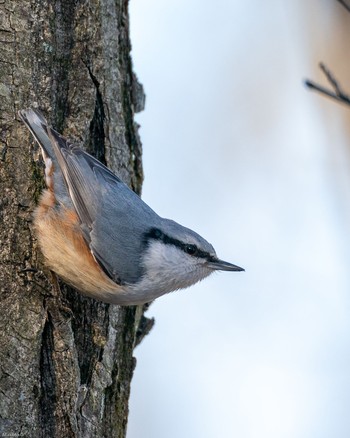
[34,188,124,301]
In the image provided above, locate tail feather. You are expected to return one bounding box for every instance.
[19,108,72,208]
[19,109,53,160]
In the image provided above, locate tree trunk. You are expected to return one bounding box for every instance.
[0,1,151,437]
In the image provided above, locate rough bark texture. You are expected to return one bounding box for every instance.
[0,1,152,437]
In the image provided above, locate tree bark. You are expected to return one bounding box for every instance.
[0,1,151,437]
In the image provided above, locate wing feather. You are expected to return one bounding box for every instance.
[47,128,161,283]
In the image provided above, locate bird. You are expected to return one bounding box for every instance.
[19,109,244,305]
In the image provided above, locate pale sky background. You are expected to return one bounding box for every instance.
[127,1,350,437]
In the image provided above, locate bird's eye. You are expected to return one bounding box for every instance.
[184,244,197,256]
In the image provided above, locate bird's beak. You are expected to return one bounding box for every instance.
[207,259,245,272]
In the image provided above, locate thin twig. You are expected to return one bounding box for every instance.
[337,0,350,13]
[305,80,348,103]
[319,62,347,97]
[305,63,350,107]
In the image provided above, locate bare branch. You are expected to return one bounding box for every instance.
[305,62,350,107]
[337,0,350,13]
[319,62,348,97]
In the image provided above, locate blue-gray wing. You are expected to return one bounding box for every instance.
[47,128,161,284]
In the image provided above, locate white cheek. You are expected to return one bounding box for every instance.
[144,242,192,274]
[141,241,212,292]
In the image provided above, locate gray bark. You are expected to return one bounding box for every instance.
[0,1,152,437]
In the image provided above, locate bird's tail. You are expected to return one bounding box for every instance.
[19,109,53,161]
[19,108,71,207]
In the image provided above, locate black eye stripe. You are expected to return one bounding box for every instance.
[144,228,210,259]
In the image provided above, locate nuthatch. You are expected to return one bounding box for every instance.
[19,109,244,305]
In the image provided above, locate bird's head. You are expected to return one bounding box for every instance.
[137,219,243,300]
